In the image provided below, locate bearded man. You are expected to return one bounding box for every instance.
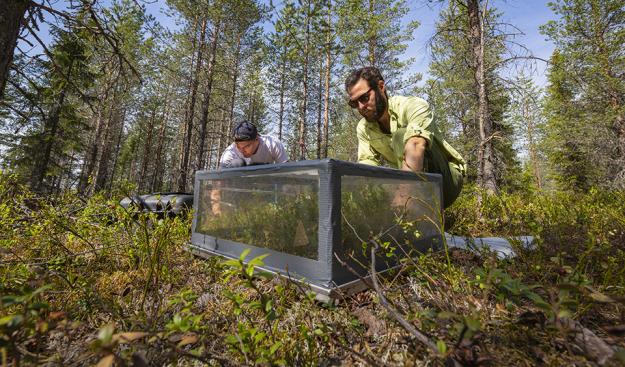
[345,66,466,208]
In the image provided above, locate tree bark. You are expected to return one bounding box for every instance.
[78,73,116,194]
[467,0,497,194]
[151,94,172,192]
[298,0,312,160]
[0,0,30,102]
[216,108,228,166]
[94,102,125,192]
[323,2,332,158]
[316,59,323,159]
[107,106,126,192]
[278,43,287,141]
[367,0,376,66]
[139,108,156,192]
[227,33,243,147]
[195,19,221,172]
[91,84,119,193]
[177,16,207,192]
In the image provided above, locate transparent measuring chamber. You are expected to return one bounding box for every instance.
[190,159,443,297]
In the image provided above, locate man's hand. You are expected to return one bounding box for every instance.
[402,136,427,173]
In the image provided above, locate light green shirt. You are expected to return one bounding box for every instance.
[356,96,466,176]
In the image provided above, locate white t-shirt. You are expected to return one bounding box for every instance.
[219,135,289,168]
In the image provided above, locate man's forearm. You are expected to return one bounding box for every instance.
[402,136,427,172]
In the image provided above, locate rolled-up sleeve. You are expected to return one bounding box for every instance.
[402,97,433,146]
[357,122,381,166]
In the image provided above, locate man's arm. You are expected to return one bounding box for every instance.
[401,97,434,173]
[219,146,245,168]
[402,136,427,172]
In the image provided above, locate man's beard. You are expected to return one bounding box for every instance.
[365,89,388,122]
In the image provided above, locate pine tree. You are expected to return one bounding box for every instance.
[427,1,521,194]
[508,72,546,191]
[6,19,97,193]
[541,0,625,189]
[542,51,594,191]
[335,0,418,90]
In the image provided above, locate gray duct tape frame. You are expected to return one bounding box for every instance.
[189,159,444,298]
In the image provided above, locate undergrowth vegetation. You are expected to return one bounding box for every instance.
[1,172,625,366]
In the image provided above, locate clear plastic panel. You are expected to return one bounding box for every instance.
[339,175,442,261]
[195,170,320,259]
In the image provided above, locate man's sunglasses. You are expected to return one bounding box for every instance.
[348,88,373,108]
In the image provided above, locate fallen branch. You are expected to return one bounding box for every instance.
[368,241,441,356]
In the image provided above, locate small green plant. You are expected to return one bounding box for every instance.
[438,310,482,343]
[166,289,202,334]
[0,284,52,365]
[472,266,541,308]
[222,249,286,365]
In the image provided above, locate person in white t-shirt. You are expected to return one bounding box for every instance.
[212,121,288,214]
[219,120,288,168]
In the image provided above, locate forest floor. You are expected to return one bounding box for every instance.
[1,174,625,366]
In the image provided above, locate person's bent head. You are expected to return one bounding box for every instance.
[345,66,389,122]
[232,120,260,158]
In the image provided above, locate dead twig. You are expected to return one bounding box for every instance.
[368,241,441,356]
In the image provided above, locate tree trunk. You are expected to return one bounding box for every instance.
[177,16,207,192]
[367,0,376,66]
[78,109,103,193]
[139,108,156,192]
[316,61,323,159]
[468,0,496,194]
[216,110,226,166]
[227,33,243,145]
[523,99,541,189]
[32,89,67,192]
[94,102,125,192]
[151,95,172,192]
[32,58,74,192]
[249,87,257,124]
[323,2,332,158]
[207,138,215,169]
[78,72,118,194]
[278,44,287,141]
[616,114,625,188]
[107,107,126,192]
[0,0,29,101]
[298,0,312,160]
[195,19,221,172]
[62,151,78,192]
[91,84,120,193]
